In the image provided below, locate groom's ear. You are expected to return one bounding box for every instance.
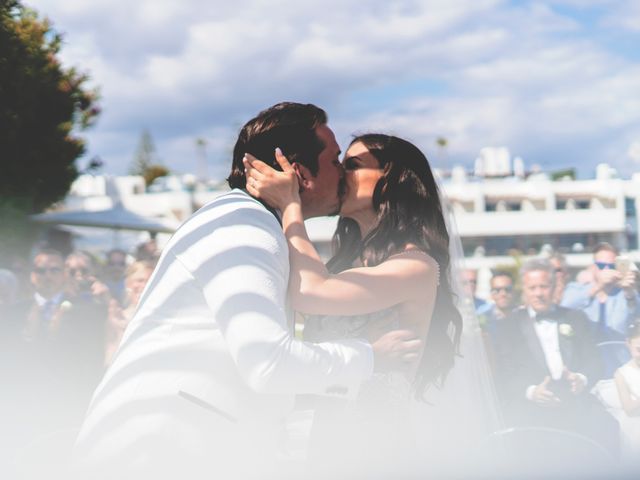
[292,163,310,193]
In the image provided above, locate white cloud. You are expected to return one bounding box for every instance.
[20,0,640,177]
[628,141,640,164]
[600,0,640,32]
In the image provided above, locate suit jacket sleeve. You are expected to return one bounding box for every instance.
[176,202,373,396]
[491,310,526,405]
[565,308,603,384]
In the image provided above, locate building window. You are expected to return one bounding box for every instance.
[485,200,521,212]
[556,198,590,210]
[626,197,637,218]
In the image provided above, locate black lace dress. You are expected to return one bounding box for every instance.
[303,306,417,474]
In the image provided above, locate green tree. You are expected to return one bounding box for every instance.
[130,129,169,186]
[142,164,170,188]
[130,129,155,175]
[435,136,448,166]
[0,0,99,260]
[550,168,577,181]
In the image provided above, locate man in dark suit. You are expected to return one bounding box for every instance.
[8,249,107,439]
[492,258,618,454]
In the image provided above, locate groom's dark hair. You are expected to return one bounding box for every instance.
[227,102,328,189]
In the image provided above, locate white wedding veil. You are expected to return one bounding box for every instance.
[407,173,503,476]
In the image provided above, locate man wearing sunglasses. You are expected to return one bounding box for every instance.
[481,271,516,340]
[561,242,639,344]
[24,249,67,337]
[7,250,108,447]
[4,249,71,462]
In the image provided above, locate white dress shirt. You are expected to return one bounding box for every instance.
[529,306,565,381]
[525,306,587,400]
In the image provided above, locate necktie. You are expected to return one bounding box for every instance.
[42,300,56,322]
[598,302,607,331]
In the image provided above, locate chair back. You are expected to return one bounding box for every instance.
[597,340,630,378]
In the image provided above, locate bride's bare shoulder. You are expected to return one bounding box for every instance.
[382,248,440,283]
[387,247,438,267]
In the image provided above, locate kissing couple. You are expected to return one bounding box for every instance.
[73,102,494,479]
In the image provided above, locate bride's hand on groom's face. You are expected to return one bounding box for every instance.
[370,329,423,375]
[243,149,300,210]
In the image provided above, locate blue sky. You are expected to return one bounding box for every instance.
[25,0,640,179]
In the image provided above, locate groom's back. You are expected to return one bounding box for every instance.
[72,189,291,479]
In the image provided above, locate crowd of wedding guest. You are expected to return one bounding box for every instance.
[0,240,158,474]
[471,242,640,465]
[1,238,640,473]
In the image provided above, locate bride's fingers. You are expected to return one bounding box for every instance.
[274,147,294,173]
[242,154,259,173]
[246,179,260,197]
[402,352,420,363]
[245,165,266,182]
[243,153,274,174]
[401,338,422,352]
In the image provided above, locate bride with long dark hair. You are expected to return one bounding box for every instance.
[244,133,499,476]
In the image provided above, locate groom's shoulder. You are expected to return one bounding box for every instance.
[199,189,262,213]
[168,189,284,250]
[184,189,276,229]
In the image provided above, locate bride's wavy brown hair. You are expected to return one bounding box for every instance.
[327,134,462,399]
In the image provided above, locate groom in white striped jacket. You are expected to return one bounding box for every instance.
[72,102,420,480]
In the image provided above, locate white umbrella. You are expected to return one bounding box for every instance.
[30,202,179,234]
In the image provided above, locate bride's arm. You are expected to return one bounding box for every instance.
[244,152,438,317]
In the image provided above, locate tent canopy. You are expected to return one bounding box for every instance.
[30,203,179,234]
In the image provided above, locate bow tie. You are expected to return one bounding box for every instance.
[531,312,557,323]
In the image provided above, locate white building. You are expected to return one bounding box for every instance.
[53,157,640,270]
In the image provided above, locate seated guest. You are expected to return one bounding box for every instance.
[11,249,107,437]
[614,322,640,463]
[18,249,67,343]
[492,259,618,455]
[462,268,488,313]
[549,252,570,305]
[135,236,160,262]
[62,251,109,388]
[480,271,516,338]
[5,249,68,452]
[102,248,128,304]
[561,243,639,342]
[105,260,156,366]
[65,251,111,304]
[562,243,639,376]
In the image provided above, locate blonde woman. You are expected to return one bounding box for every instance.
[105,260,155,366]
